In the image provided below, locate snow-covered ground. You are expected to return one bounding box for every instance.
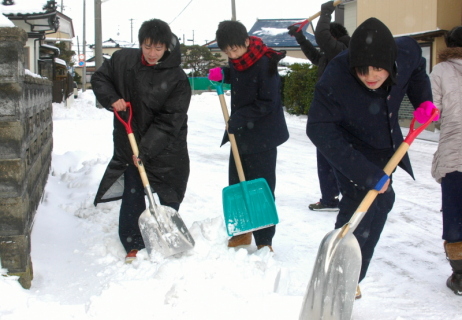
[0,90,459,320]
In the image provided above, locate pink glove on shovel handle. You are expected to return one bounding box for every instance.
[413,101,440,124]
[208,67,223,82]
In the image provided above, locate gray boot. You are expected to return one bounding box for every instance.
[444,241,462,296]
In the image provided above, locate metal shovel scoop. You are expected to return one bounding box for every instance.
[114,103,195,257]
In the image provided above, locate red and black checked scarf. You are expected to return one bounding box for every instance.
[230,36,285,71]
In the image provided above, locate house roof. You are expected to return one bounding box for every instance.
[208,18,318,49]
[89,38,136,49]
[1,0,51,16]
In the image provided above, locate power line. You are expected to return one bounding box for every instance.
[169,0,193,25]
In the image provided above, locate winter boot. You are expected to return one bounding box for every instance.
[444,241,462,295]
[228,232,252,247]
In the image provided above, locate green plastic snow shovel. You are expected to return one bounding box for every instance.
[299,106,440,320]
[114,103,195,257]
[211,77,279,236]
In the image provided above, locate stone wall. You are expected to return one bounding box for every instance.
[0,27,52,288]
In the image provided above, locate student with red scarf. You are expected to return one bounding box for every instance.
[209,20,289,251]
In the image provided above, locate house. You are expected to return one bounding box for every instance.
[74,54,111,89]
[208,18,318,61]
[74,38,136,89]
[2,0,75,103]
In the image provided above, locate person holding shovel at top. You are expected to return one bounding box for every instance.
[288,0,350,212]
[208,20,289,252]
[306,18,435,298]
[91,19,191,263]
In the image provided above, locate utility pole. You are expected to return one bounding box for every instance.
[95,0,103,71]
[231,0,236,21]
[82,0,86,92]
[187,30,194,46]
[129,18,134,43]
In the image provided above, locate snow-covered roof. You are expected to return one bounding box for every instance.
[54,57,66,66]
[90,38,137,49]
[1,0,49,16]
[208,18,317,49]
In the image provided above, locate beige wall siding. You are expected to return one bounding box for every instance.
[437,0,462,30]
[357,0,438,34]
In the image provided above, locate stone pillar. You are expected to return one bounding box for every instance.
[0,27,53,289]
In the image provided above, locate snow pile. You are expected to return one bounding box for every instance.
[0,90,458,320]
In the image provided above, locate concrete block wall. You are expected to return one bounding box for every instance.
[0,27,53,288]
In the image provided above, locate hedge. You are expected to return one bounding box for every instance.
[283,63,318,115]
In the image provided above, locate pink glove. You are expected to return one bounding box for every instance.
[413,101,440,124]
[208,67,223,82]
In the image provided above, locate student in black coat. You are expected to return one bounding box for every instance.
[91,19,191,262]
[307,18,433,296]
[288,0,350,212]
[209,20,289,251]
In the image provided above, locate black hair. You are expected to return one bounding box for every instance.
[138,19,172,47]
[215,20,248,51]
[330,22,348,39]
[445,26,462,48]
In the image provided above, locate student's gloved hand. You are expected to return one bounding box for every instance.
[374,174,390,193]
[287,25,306,42]
[413,101,440,124]
[321,0,336,14]
[208,67,223,82]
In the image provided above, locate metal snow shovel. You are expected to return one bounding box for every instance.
[114,103,195,257]
[210,77,279,236]
[299,106,440,320]
[288,0,343,32]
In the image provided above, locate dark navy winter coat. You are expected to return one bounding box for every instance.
[91,35,191,204]
[221,56,289,155]
[307,36,432,190]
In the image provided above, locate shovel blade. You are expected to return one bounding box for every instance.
[138,205,195,257]
[299,228,361,320]
[222,178,279,236]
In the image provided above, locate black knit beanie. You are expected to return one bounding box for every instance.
[349,18,397,86]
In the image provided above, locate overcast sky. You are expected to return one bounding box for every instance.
[61,0,328,48]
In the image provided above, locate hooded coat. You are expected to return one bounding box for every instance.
[430,47,462,183]
[91,35,191,205]
[307,35,432,191]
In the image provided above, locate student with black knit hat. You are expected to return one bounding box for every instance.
[307,17,434,298]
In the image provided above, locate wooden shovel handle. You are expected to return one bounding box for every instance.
[127,132,151,189]
[342,108,440,237]
[218,94,246,182]
[306,0,343,22]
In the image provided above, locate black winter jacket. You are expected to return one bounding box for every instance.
[91,35,191,204]
[307,37,432,190]
[221,55,289,155]
[296,10,350,79]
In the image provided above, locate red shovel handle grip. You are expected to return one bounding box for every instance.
[114,102,133,134]
[404,107,440,145]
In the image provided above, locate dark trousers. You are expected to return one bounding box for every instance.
[334,172,395,282]
[119,165,180,253]
[441,171,462,243]
[229,148,277,246]
[317,149,340,207]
